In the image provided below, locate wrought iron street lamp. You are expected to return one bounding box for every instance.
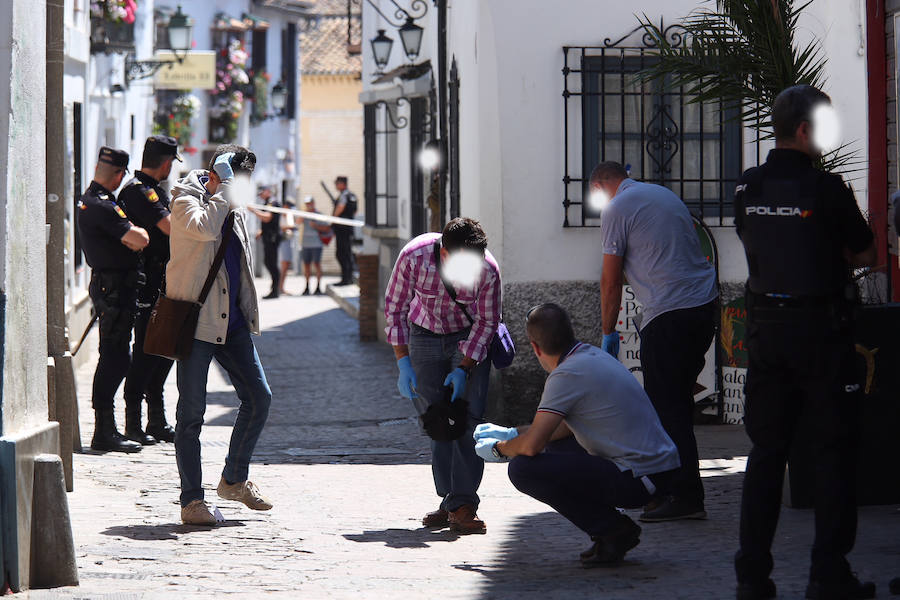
[398,17,423,63]
[371,29,394,74]
[126,5,194,84]
[271,81,288,114]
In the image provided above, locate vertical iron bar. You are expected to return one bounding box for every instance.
[620,49,626,166]
[699,79,705,218]
[563,47,570,227]
[679,80,684,202]
[640,50,645,180]
[719,97,725,226]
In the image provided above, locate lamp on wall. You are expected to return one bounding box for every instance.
[398,17,423,63]
[166,5,194,61]
[125,4,194,84]
[271,81,288,114]
[371,29,394,74]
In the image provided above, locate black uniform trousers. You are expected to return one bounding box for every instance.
[639,300,716,505]
[123,263,174,409]
[89,271,140,411]
[262,236,280,293]
[334,224,354,282]
[735,300,859,584]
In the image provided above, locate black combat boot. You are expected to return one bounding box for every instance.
[91,409,142,453]
[145,396,176,443]
[124,398,157,445]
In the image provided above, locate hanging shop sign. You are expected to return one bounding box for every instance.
[154,51,216,90]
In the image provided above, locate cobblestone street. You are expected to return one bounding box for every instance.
[16,275,900,599]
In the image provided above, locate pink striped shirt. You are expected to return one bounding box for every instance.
[384,232,502,362]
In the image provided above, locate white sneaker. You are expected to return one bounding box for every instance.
[181,499,217,525]
[217,477,273,510]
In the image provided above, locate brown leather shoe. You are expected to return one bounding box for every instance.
[449,505,486,535]
[422,508,450,528]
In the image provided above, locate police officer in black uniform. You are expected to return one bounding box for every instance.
[332,176,358,285]
[77,147,150,453]
[119,135,181,445]
[733,85,877,600]
[248,186,282,298]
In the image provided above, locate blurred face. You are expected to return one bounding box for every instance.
[305,201,315,211]
[335,180,346,191]
[160,157,174,180]
[440,246,485,289]
[113,168,126,189]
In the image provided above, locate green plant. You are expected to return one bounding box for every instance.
[638,0,859,174]
[250,71,270,125]
[154,94,200,151]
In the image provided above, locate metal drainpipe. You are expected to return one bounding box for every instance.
[437,0,448,226]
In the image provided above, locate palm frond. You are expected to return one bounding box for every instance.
[636,0,854,174]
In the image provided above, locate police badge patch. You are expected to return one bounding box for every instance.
[114,205,127,219]
[144,188,159,203]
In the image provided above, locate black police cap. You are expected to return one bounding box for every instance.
[98,146,130,172]
[420,388,469,442]
[144,135,182,162]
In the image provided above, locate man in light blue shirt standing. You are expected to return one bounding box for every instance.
[592,161,718,523]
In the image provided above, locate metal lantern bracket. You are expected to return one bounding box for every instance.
[125,55,178,84]
[375,97,410,129]
[351,0,427,28]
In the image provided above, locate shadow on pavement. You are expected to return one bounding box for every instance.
[101,521,247,540]
[343,527,461,548]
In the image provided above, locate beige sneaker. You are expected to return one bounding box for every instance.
[217,477,273,510]
[181,499,217,525]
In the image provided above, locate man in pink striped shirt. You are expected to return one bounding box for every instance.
[385,218,502,534]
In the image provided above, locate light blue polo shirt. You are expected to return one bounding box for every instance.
[537,343,680,477]
[600,179,718,329]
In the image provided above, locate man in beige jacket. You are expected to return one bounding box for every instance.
[167,144,274,525]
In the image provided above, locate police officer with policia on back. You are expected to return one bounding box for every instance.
[732,85,877,600]
[77,147,150,453]
[118,135,181,445]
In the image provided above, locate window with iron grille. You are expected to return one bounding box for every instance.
[364,102,400,228]
[563,25,743,227]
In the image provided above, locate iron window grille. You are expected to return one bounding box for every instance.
[364,101,402,228]
[563,23,744,227]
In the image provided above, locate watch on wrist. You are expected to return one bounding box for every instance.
[458,363,473,377]
[491,441,504,459]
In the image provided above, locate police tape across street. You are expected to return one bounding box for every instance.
[244,202,364,228]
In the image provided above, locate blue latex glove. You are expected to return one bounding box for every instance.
[601,332,620,359]
[443,367,467,402]
[213,152,236,181]
[396,356,418,399]
[474,422,519,442]
[474,438,507,463]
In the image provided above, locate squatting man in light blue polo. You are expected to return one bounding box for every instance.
[475,303,680,566]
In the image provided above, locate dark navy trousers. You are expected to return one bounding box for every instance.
[508,437,665,537]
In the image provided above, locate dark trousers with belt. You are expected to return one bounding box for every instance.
[262,238,280,293]
[334,225,354,282]
[735,300,859,584]
[639,300,716,505]
[508,437,664,537]
[123,264,174,417]
[89,271,139,411]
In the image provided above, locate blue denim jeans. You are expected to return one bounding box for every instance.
[175,326,272,507]
[408,324,491,511]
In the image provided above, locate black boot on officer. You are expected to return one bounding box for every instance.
[91,409,142,453]
[145,394,176,443]
[124,395,157,445]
